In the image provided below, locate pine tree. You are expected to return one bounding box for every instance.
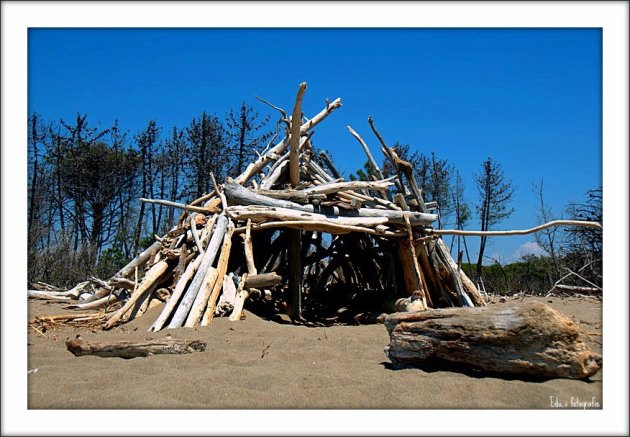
[226,102,272,176]
[474,157,516,279]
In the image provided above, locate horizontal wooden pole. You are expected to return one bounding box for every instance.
[426,220,602,237]
[140,198,218,214]
[234,219,404,237]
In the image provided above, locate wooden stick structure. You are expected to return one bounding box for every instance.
[32,83,603,333]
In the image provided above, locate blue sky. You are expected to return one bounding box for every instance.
[28,28,602,263]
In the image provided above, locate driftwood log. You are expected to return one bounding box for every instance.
[66,338,207,359]
[384,301,602,379]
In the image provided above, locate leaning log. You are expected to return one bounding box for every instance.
[103,259,171,330]
[114,240,162,280]
[167,214,228,329]
[384,301,602,379]
[66,338,206,359]
[433,238,486,306]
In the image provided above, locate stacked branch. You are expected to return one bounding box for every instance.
[31,83,601,332]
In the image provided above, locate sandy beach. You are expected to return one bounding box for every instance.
[27,296,602,409]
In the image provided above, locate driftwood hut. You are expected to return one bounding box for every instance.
[29,82,490,332]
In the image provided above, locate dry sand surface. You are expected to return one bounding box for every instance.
[27,296,602,409]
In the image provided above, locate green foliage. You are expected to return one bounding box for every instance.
[139,236,155,250]
[349,161,378,181]
[462,254,556,295]
[96,246,131,279]
[474,157,516,278]
[475,157,516,228]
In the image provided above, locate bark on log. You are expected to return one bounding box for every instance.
[66,338,206,359]
[384,301,602,379]
[109,277,136,290]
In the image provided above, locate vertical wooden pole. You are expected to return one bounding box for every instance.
[286,229,303,321]
[287,82,307,321]
[289,82,307,188]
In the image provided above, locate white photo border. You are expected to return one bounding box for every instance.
[1,1,627,435]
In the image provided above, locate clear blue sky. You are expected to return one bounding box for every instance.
[28,28,602,264]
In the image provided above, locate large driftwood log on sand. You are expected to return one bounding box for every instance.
[384,301,602,379]
[66,338,206,359]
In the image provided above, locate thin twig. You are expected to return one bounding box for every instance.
[255,95,288,120]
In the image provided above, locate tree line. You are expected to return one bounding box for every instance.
[28,107,602,294]
[27,104,272,286]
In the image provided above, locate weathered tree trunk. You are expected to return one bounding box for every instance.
[66,338,206,359]
[384,301,602,379]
